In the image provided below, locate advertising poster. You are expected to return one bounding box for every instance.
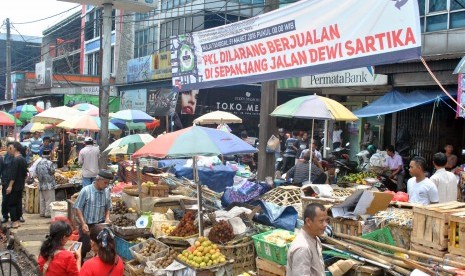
[64,95,120,112]
[147,88,178,116]
[120,89,147,112]
[170,0,421,92]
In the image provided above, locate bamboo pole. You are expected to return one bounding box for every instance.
[324,236,411,276]
[403,259,435,275]
[334,232,465,269]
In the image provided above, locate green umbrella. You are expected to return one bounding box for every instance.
[103,134,154,155]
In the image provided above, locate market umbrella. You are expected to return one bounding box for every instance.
[57,114,120,132]
[9,104,43,122]
[111,109,154,123]
[271,94,358,183]
[31,106,82,124]
[0,111,21,126]
[85,108,99,117]
[133,125,257,235]
[21,122,53,133]
[103,134,154,155]
[110,118,160,131]
[72,103,98,112]
[193,110,242,125]
[92,117,121,132]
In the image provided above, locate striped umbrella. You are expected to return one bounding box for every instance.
[103,134,154,155]
[0,111,21,126]
[21,122,53,133]
[111,109,154,123]
[9,104,43,121]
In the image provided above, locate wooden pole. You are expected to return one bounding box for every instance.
[334,232,465,269]
[193,156,203,236]
[324,236,411,275]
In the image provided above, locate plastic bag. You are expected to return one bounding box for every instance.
[266,134,280,153]
[252,200,298,231]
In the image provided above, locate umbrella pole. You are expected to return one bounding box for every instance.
[309,118,315,183]
[193,156,204,236]
[136,159,142,212]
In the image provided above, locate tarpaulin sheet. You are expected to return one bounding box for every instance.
[353,90,457,118]
[157,159,235,193]
[252,200,298,231]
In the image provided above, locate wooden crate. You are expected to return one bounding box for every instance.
[444,253,465,263]
[448,211,465,256]
[410,242,447,258]
[256,257,285,276]
[411,201,465,250]
[24,184,39,214]
[124,259,144,276]
[330,218,363,236]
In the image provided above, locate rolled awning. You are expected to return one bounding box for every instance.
[353,90,457,118]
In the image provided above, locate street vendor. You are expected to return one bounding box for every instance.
[384,145,405,191]
[287,203,327,276]
[115,154,127,183]
[73,169,113,261]
[29,131,43,156]
[407,156,439,205]
[39,137,54,157]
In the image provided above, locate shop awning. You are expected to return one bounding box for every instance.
[353,90,457,118]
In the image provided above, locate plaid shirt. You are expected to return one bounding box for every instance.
[73,183,111,224]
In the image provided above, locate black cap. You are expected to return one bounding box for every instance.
[42,150,51,156]
[98,169,114,180]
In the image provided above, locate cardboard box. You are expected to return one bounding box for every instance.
[332,190,393,219]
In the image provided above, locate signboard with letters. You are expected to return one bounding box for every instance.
[120,89,147,112]
[127,52,172,83]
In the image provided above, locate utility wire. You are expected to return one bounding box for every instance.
[11,5,81,24]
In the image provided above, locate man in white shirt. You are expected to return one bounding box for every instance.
[407,156,439,205]
[300,139,322,162]
[332,124,343,150]
[78,137,100,187]
[430,152,458,203]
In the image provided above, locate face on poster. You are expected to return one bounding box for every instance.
[180,90,199,114]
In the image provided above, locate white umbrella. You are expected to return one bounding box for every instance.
[193,110,242,125]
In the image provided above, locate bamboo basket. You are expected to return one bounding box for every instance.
[217,238,256,275]
[123,186,139,197]
[260,186,301,206]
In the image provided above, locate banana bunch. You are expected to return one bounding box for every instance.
[340,172,377,184]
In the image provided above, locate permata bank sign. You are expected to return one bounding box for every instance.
[170,0,421,92]
[301,67,388,88]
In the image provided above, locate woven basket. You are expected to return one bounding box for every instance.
[123,186,139,197]
[260,186,301,206]
[218,238,256,274]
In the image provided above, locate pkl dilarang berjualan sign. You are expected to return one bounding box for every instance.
[170,0,421,92]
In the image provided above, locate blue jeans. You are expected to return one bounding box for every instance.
[82,177,96,187]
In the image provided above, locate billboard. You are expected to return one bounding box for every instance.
[120,89,147,112]
[170,0,421,92]
[35,61,46,85]
[127,51,172,83]
[147,88,178,116]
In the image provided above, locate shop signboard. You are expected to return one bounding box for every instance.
[147,88,178,116]
[170,0,421,92]
[180,86,261,116]
[120,89,147,112]
[64,94,120,112]
[301,67,388,88]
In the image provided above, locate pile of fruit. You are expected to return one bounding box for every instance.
[169,211,197,237]
[263,230,296,246]
[177,236,227,269]
[129,237,147,244]
[54,173,68,185]
[142,180,158,188]
[160,224,177,235]
[153,249,178,269]
[113,215,135,227]
[208,220,234,244]
[339,171,377,184]
[138,239,167,257]
[113,201,129,214]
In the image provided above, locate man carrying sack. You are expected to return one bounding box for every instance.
[73,169,114,260]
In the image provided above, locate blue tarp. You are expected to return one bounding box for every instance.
[353,90,457,118]
[156,159,236,193]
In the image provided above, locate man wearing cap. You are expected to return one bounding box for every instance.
[73,169,113,259]
[35,149,56,218]
[78,137,100,187]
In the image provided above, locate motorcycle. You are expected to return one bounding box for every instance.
[330,143,358,177]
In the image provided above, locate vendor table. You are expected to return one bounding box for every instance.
[55,183,80,201]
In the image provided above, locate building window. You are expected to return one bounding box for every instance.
[451,0,465,10]
[85,7,116,41]
[426,14,448,32]
[429,0,447,12]
[87,46,114,75]
[134,27,158,58]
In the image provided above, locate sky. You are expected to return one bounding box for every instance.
[1,0,81,37]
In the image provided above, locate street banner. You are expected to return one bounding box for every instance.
[147,88,178,116]
[458,73,465,118]
[170,0,421,92]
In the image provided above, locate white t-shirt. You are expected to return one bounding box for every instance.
[430,168,458,203]
[407,177,439,205]
[332,129,343,143]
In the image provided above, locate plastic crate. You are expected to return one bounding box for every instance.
[361,227,396,253]
[252,229,293,265]
[115,235,136,260]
